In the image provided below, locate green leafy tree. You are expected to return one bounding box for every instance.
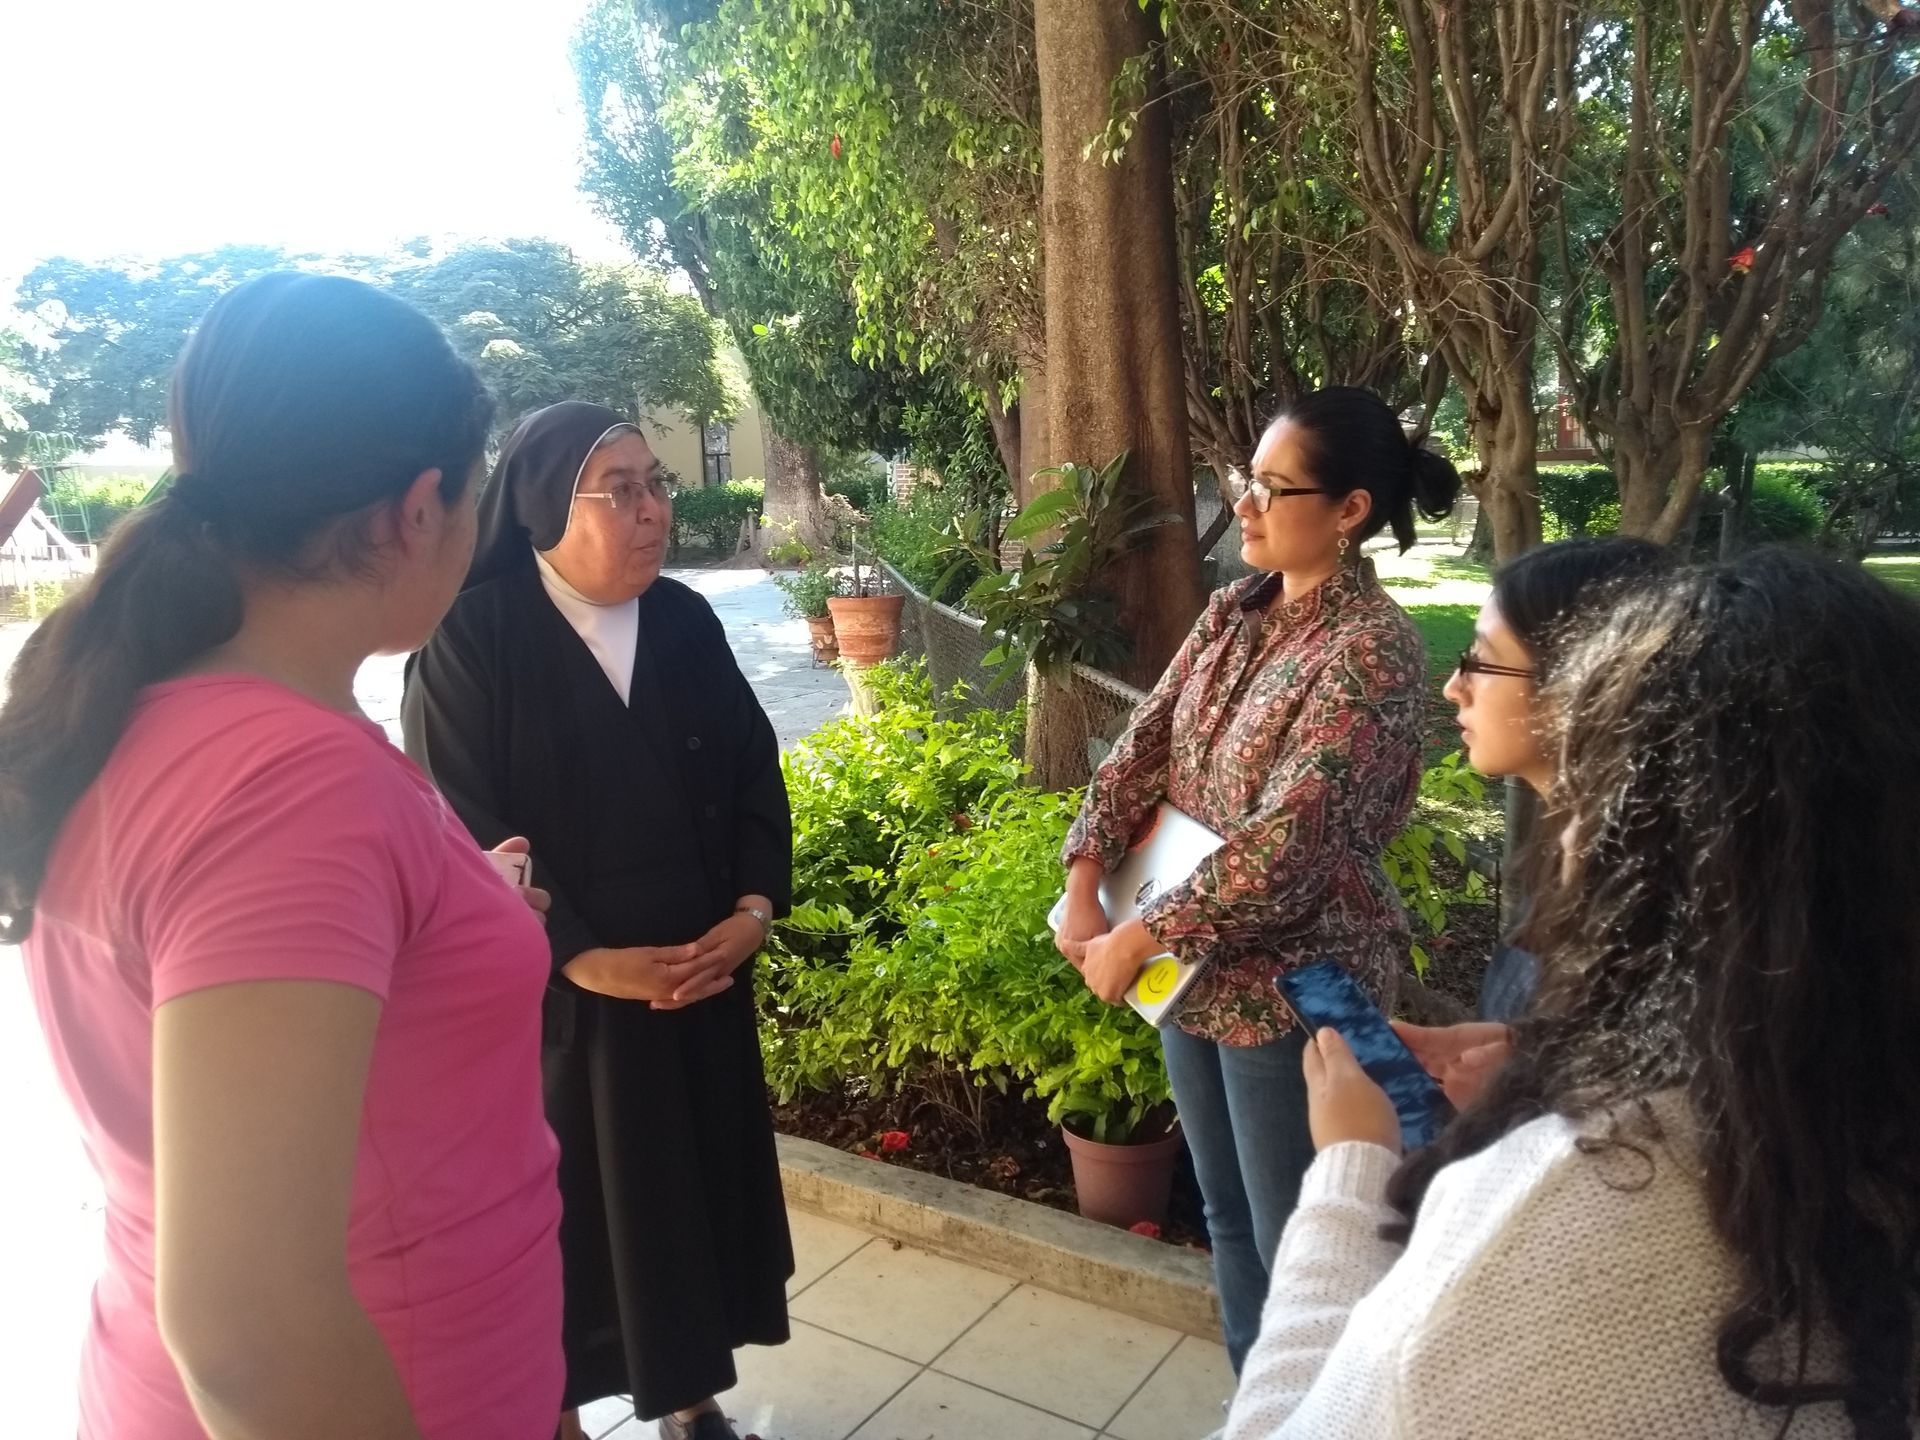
[385,239,734,434]
[12,246,299,450]
[1558,1,1920,541]
[10,241,728,452]
[1733,173,1920,557]
[575,0,931,549]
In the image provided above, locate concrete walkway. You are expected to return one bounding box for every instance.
[578,1210,1233,1439]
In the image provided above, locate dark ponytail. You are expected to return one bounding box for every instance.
[1275,386,1461,553]
[0,272,492,938]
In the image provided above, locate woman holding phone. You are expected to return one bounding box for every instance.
[1225,548,1920,1438]
[1393,536,1666,1107]
[1056,387,1457,1373]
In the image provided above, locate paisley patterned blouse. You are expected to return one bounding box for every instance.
[1062,559,1426,1046]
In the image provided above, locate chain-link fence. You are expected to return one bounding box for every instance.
[880,559,1157,780]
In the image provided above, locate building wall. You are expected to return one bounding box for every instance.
[641,398,771,489]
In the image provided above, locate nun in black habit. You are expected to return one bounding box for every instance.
[402,402,793,1440]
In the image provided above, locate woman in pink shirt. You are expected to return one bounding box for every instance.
[0,274,564,1439]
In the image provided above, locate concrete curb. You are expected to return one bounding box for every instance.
[777,1133,1221,1340]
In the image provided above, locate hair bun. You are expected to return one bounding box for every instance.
[1408,437,1462,522]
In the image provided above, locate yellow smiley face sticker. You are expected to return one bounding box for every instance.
[1135,957,1181,1005]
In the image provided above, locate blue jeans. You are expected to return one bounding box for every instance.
[1162,1023,1315,1374]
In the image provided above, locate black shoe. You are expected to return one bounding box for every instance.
[657,1411,739,1440]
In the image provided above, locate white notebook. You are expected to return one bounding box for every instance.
[1049,802,1226,1026]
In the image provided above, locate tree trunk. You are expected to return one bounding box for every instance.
[1615,423,1712,545]
[1470,395,1543,563]
[1032,0,1203,691]
[761,427,835,559]
[1024,666,1098,794]
[1015,361,1052,509]
[983,389,1024,497]
[1719,445,1757,560]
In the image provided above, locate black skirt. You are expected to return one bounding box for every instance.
[544,973,793,1419]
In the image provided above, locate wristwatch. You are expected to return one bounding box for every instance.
[735,904,774,939]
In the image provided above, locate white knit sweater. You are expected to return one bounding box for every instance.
[1223,1107,1856,1439]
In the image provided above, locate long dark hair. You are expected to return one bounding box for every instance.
[1275,386,1461,552]
[0,273,492,939]
[1490,535,1670,682]
[1389,548,1920,1437]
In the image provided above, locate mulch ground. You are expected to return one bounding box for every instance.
[772,1076,1212,1249]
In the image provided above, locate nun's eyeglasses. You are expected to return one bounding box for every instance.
[575,478,674,512]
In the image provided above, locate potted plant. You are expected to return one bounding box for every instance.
[772,561,844,666]
[825,525,905,667]
[1056,1097,1185,1231]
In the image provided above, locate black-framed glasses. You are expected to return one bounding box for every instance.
[1230,471,1326,514]
[1455,650,1536,681]
[574,477,674,512]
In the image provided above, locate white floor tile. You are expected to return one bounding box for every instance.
[707,1320,919,1440]
[1103,1334,1236,1440]
[849,1370,1095,1440]
[786,1209,874,1297]
[790,1240,1014,1362]
[578,1393,636,1438]
[932,1285,1181,1429]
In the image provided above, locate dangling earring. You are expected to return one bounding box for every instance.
[1337,533,1351,563]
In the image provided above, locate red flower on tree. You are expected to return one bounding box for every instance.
[879,1130,911,1154]
[1867,202,1892,218]
[1729,245,1756,275]
[830,134,843,160]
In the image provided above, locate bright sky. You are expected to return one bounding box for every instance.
[2,0,628,297]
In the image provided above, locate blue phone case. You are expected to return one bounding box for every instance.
[1274,960,1454,1151]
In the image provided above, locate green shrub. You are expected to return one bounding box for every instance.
[762,661,1174,1142]
[670,478,764,553]
[42,472,153,544]
[773,660,1025,942]
[761,660,1494,1141]
[768,783,1172,1142]
[1700,468,1827,550]
[824,469,889,515]
[771,560,844,620]
[869,487,984,602]
[1384,753,1493,977]
[1536,465,1620,539]
[1743,470,1826,541]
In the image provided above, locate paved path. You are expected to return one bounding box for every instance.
[564,1209,1234,1439]
[356,567,850,748]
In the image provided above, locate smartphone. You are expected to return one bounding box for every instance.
[1274,959,1454,1151]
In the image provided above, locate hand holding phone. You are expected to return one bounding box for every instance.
[1302,1027,1404,1153]
[1275,960,1454,1151]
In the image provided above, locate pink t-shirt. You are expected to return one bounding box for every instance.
[22,676,563,1439]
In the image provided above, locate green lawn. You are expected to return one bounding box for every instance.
[1866,554,1920,595]
[1374,540,1491,686]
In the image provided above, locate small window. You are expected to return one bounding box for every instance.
[702,423,733,487]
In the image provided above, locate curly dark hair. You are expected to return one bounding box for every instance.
[1387,546,1920,1438]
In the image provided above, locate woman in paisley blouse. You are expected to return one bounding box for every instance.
[1056,386,1459,1373]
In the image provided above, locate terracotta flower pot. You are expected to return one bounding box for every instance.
[804,614,840,666]
[825,593,905,668]
[1061,1116,1184,1230]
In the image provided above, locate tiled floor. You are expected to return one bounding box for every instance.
[582,1210,1234,1440]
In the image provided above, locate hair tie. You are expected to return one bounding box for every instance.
[165,471,219,522]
